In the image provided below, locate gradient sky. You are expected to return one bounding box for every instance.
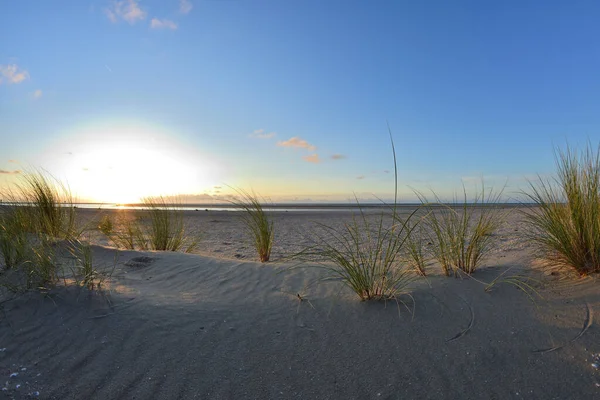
[2,0,600,203]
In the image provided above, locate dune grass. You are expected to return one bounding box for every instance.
[67,240,115,290]
[98,214,114,236]
[13,171,78,240]
[0,170,79,290]
[0,207,29,269]
[101,198,199,252]
[299,129,420,301]
[415,184,505,276]
[230,188,274,262]
[524,144,600,276]
[140,196,199,252]
[404,220,429,276]
[306,207,420,301]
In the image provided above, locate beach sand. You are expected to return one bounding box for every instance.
[1,207,600,399]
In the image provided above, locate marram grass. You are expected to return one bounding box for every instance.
[415,184,505,276]
[142,196,200,252]
[230,188,274,262]
[524,144,600,276]
[298,128,420,301]
[102,197,199,252]
[303,207,420,301]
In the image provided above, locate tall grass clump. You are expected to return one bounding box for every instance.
[305,207,419,301]
[139,196,199,252]
[415,184,505,276]
[67,240,114,290]
[230,188,274,262]
[299,128,420,301]
[2,170,78,240]
[524,144,600,276]
[0,207,29,269]
[404,220,429,276]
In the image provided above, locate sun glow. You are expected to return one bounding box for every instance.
[38,121,223,204]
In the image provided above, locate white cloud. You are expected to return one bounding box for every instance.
[250,129,276,139]
[33,89,42,99]
[0,64,29,84]
[180,0,193,14]
[277,136,316,151]
[151,18,178,30]
[302,154,320,164]
[105,0,146,24]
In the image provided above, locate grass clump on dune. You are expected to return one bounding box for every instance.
[15,171,77,240]
[299,129,419,301]
[231,188,274,262]
[305,206,419,301]
[0,208,29,269]
[101,197,199,252]
[0,171,115,292]
[141,196,199,252]
[0,170,78,290]
[414,184,505,276]
[524,144,600,276]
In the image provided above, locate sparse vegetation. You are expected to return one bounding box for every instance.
[524,144,600,276]
[68,240,115,290]
[414,184,505,276]
[13,171,78,240]
[304,207,419,301]
[298,129,420,301]
[101,198,199,252]
[0,208,28,269]
[230,189,274,262]
[98,214,114,236]
[142,196,198,252]
[405,220,429,276]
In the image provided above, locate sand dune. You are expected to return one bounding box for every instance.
[1,208,600,399]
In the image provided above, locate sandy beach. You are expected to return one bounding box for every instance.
[1,207,600,399]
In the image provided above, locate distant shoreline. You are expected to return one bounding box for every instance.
[0,201,540,212]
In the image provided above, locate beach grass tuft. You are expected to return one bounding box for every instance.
[305,207,419,301]
[98,214,114,236]
[0,208,29,269]
[140,196,199,252]
[299,128,419,301]
[230,188,274,262]
[524,144,600,276]
[67,240,114,290]
[16,170,78,240]
[415,184,505,276]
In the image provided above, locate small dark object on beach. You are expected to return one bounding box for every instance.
[125,256,157,268]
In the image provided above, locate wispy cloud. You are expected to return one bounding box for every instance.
[302,154,320,164]
[179,0,193,14]
[151,18,178,30]
[8,160,17,163]
[331,154,346,160]
[0,169,21,175]
[356,175,365,180]
[0,64,29,85]
[277,136,316,151]
[250,129,277,139]
[33,89,42,99]
[105,0,146,24]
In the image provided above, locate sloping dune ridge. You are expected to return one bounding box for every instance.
[1,208,600,399]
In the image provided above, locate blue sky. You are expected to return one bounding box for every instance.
[2,0,600,203]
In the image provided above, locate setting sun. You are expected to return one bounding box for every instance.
[38,122,223,204]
